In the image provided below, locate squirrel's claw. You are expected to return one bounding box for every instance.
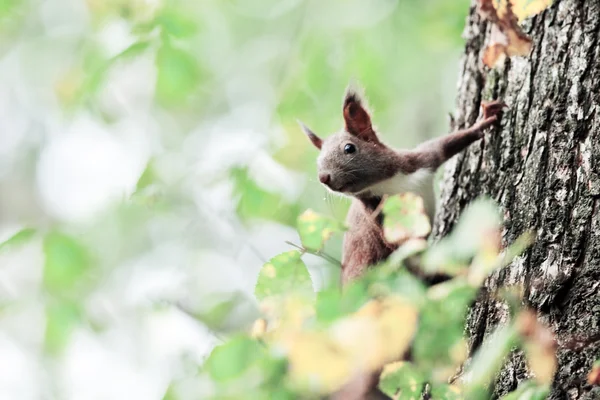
[481,100,507,120]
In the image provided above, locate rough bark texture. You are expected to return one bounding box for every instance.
[433,0,600,398]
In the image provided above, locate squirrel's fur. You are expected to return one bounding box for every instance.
[300,85,504,285]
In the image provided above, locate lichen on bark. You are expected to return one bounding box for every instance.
[434,0,600,398]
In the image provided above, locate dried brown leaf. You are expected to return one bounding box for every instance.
[511,0,553,21]
[477,0,552,68]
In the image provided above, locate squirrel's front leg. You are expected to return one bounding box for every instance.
[411,100,506,170]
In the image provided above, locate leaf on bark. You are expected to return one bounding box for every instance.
[477,0,553,68]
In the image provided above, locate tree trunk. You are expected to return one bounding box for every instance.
[434,0,600,398]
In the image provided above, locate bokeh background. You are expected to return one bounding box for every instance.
[0,0,469,398]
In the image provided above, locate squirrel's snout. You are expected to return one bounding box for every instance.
[319,173,331,185]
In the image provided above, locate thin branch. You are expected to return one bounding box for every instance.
[370,194,389,221]
[285,240,341,267]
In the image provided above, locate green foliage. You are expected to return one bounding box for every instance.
[431,384,464,400]
[422,198,502,277]
[413,280,477,369]
[45,301,82,355]
[382,193,431,243]
[0,227,36,252]
[231,167,301,226]
[204,335,265,381]
[379,362,426,398]
[255,250,313,301]
[297,209,345,251]
[155,8,198,38]
[185,195,548,399]
[43,231,92,296]
[155,41,201,106]
[463,325,520,397]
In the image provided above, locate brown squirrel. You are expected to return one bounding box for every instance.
[300,87,504,399]
[299,86,504,286]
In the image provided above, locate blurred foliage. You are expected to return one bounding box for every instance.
[382,193,431,244]
[0,1,555,399]
[182,196,554,400]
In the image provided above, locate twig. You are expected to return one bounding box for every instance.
[285,240,341,267]
[370,194,389,221]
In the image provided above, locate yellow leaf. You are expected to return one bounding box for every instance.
[510,0,553,21]
[260,295,315,339]
[525,342,557,384]
[478,0,550,68]
[348,296,419,369]
[280,331,352,393]
[250,318,267,339]
[274,295,419,395]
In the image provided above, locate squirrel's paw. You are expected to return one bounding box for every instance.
[481,100,507,120]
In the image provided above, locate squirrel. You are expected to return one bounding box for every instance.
[299,85,505,286]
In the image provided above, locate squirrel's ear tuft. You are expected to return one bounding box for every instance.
[342,85,379,143]
[297,120,322,150]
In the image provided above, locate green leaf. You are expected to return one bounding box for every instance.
[464,325,519,395]
[430,384,464,400]
[422,197,502,276]
[443,198,501,258]
[0,0,19,18]
[181,292,247,331]
[382,193,431,244]
[254,251,313,301]
[413,280,477,368]
[135,159,159,192]
[115,40,152,60]
[43,231,91,296]
[204,335,264,382]
[79,41,151,102]
[45,301,81,355]
[231,167,301,226]
[0,228,36,252]
[155,42,200,106]
[315,284,371,324]
[156,8,198,38]
[379,361,426,398]
[315,288,343,323]
[496,231,536,270]
[161,384,178,400]
[297,209,345,251]
[386,238,428,267]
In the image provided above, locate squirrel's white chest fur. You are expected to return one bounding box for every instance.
[360,169,436,220]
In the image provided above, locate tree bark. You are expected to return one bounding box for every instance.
[434,0,600,398]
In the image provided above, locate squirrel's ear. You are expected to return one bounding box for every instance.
[297,120,322,150]
[342,88,379,143]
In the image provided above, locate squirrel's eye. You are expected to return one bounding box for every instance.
[344,144,356,154]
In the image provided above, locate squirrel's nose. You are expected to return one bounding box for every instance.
[319,173,331,185]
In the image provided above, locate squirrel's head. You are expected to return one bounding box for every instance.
[299,87,398,196]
